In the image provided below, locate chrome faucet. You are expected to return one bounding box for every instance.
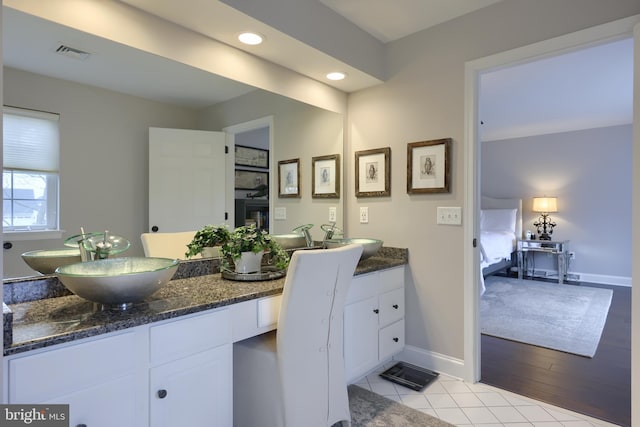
[94,230,113,260]
[77,227,92,262]
[75,228,113,261]
[292,224,315,247]
[321,222,343,241]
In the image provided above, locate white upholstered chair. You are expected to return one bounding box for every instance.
[140,231,198,259]
[234,243,363,427]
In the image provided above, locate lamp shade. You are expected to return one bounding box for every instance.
[532,197,557,213]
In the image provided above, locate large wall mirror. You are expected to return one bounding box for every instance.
[2,5,344,279]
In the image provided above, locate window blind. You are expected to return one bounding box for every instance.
[3,106,60,172]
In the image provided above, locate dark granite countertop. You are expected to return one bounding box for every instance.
[4,247,407,356]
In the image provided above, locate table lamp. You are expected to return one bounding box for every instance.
[532,197,557,240]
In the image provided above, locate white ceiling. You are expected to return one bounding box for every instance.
[3,1,633,139]
[480,37,633,141]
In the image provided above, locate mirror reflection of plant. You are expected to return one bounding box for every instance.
[185,224,231,259]
[221,224,289,271]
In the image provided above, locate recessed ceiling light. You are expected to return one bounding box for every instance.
[238,32,264,45]
[326,72,346,81]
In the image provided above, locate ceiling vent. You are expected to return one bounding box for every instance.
[55,44,91,60]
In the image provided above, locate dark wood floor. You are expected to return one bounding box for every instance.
[480,278,631,427]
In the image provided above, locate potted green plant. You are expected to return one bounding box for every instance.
[185,224,231,259]
[221,224,289,273]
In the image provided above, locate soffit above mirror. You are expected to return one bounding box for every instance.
[3,7,255,109]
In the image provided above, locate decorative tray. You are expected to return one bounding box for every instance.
[221,266,286,282]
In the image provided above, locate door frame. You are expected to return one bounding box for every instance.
[223,116,274,232]
[462,14,639,404]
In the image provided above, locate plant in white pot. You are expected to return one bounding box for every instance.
[221,224,289,273]
[185,224,231,259]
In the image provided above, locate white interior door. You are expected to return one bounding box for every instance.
[149,127,226,232]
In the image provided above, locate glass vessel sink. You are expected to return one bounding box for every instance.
[55,257,179,307]
[323,238,383,260]
[270,233,308,250]
[21,248,82,275]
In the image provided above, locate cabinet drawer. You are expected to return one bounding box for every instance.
[379,320,405,361]
[379,267,404,294]
[150,309,230,365]
[346,272,378,304]
[378,287,404,327]
[9,331,137,403]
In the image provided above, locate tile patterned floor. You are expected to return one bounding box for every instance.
[356,363,620,427]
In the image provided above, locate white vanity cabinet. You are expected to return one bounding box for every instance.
[5,331,145,427]
[149,309,232,427]
[4,308,232,427]
[344,266,405,383]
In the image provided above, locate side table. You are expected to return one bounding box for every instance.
[517,239,570,284]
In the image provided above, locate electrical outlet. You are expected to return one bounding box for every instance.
[359,207,369,224]
[329,206,337,222]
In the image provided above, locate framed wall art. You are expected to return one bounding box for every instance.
[407,138,451,194]
[235,145,269,169]
[278,158,300,198]
[355,147,391,197]
[235,169,269,190]
[312,154,340,198]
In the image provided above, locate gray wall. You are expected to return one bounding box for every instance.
[3,67,198,278]
[346,0,640,360]
[481,125,632,283]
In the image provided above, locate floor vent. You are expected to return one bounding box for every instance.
[379,361,439,391]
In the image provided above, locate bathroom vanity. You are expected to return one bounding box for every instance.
[2,247,407,427]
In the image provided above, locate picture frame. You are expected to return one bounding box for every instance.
[235,169,269,190]
[407,138,451,194]
[355,147,391,197]
[235,145,269,169]
[312,154,340,199]
[278,158,300,198]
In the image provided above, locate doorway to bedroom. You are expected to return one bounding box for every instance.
[474,34,633,426]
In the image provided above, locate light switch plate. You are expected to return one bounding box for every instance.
[274,207,287,220]
[437,207,462,225]
[329,206,337,222]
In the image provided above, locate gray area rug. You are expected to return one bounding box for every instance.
[346,385,454,427]
[480,276,613,357]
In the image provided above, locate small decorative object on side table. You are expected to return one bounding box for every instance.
[517,239,570,284]
[531,196,558,240]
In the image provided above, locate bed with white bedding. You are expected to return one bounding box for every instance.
[480,197,522,294]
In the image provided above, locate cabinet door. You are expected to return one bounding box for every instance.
[344,295,379,382]
[45,375,139,427]
[150,344,232,427]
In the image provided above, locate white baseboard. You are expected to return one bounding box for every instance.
[575,272,631,287]
[396,345,465,380]
[533,268,631,287]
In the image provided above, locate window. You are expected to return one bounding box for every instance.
[3,106,60,234]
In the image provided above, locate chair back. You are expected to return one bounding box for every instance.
[140,231,197,259]
[276,243,363,427]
